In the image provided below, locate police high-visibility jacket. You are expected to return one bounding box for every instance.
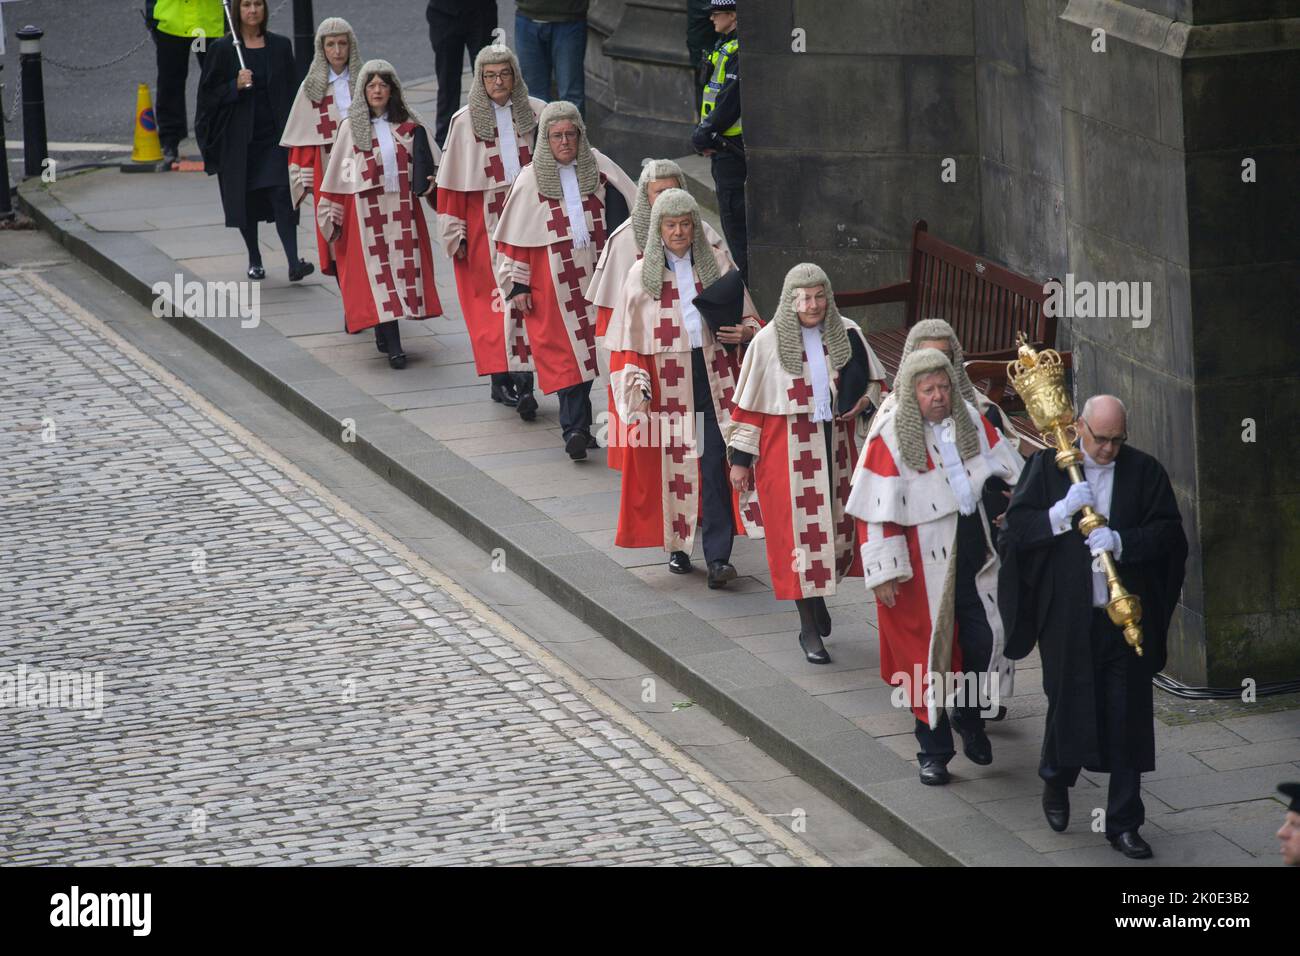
[150,0,226,42]
[700,36,741,138]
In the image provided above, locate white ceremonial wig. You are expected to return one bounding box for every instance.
[631,159,686,253]
[302,17,362,103]
[640,188,722,300]
[467,45,535,142]
[893,347,982,472]
[348,59,426,148]
[770,262,853,377]
[533,101,599,200]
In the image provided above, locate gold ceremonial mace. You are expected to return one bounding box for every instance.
[1006,333,1144,655]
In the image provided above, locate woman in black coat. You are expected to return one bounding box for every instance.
[196,0,313,281]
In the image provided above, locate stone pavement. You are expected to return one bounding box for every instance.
[16,92,1298,865]
[0,260,859,866]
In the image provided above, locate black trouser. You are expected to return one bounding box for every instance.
[239,186,299,268]
[692,348,733,564]
[710,150,748,283]
[428,11,497,148]
[153,29,206,150]
[374,321,403,353]
[1039,609,1146,837]
[558,379,594,442]
[914,511,994,760]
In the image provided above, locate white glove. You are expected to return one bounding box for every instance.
[1086,526,1121,557]
[1061,481,1095,515]
[1048,480,1095,533]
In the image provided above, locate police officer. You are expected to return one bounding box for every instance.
[691,0,747,283]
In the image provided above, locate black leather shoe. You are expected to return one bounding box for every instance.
[247,265,266,280]
[490,380,519,407]
[565,432,588,460]
[953,720,993,766]
[918,757,951,786]
[706,561,737,590]
[516,392,538,421]
[288,260,315,282]
[1042,783,1070,832]
[388,351,407,370]
[586,433,599,449]
[798,629,831,665]
[1109,830,1153,859]
[668,551,692,575]
[812,597,831,637]
[161,143,180,167]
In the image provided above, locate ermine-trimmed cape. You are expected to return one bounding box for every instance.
[727,321,884,599]
[316,118,442,333]
[492,151,637,394]
[586,217,728,471]
[435,96,547,376]
[605,254,761,553]
[845,398,1024,728]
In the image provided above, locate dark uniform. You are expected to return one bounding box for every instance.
[691,0,747,283]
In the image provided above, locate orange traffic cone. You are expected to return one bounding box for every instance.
[123,82,164,171]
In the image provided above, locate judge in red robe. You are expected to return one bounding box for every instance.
[436,45,547,417]
[604,188,760,587]
[726,263,887,664]
[586,158,730,471]
[317,60,441,370]
[280,17,361,280]
[492,100,637,459]
[845,348,1023,786]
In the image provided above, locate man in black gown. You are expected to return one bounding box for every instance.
[998,395,1187,859]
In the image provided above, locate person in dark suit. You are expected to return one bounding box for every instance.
[999,394,1188,859]
[427,0,500,148]
[196,0,312,282]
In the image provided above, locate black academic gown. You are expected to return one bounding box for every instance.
[195,32,296,229]
[997,443,1187,772]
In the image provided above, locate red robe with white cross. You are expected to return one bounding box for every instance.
[585,218,731,471]
[491,151,637,394]
[604,256,761,553]
[844,399,1023,727]
[435,98,545,376]
[316,119,442,334]
[727,323,881,600]
[281,86,347,275]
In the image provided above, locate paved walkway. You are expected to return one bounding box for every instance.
[0,262,847,866]
[20,79,1297,864]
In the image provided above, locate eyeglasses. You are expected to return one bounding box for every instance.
[548,131,580,142]
[1081,418,1127,447]
[482,69,514,82]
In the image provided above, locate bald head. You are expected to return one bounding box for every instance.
[1079,395,1127,464]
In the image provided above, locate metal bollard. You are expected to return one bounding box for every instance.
[0,65,12,219]
[293,0,314,86]
[17,25,47,180]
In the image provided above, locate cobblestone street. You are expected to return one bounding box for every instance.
[0,266,817,866]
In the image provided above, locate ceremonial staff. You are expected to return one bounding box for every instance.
[1006,333,1145,655]
[222,0,247,71]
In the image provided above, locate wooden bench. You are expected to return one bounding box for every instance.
[833,219,1065,449]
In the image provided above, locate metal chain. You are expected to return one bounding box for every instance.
[2,0,291,124]
[42,32,152,73]
[3,72,20,124]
